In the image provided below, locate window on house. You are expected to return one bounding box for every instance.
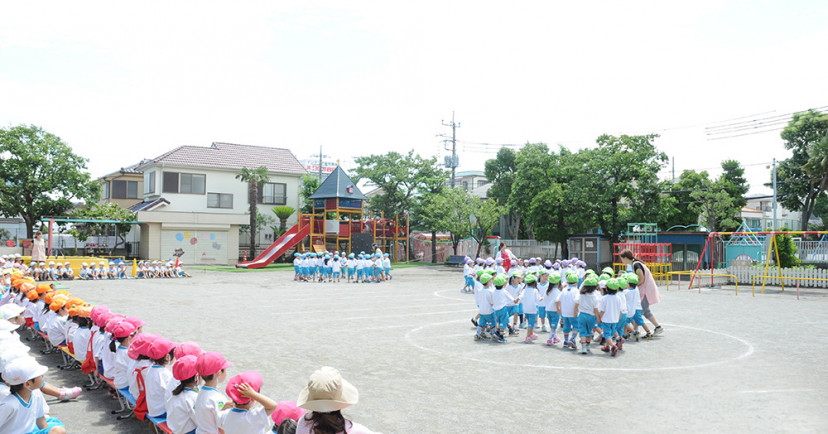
[102,181,110,199]
[163,172,206,194]
[144,170,155,194]
[207,193,233,209]
[477,180,487,188]
[462,181,468,190]
[112,180,139,199]
[257,182,286,205]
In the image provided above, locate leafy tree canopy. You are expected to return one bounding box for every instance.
[0,125,100,238]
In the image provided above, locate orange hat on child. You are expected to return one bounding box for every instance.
[50,299,66,312]
[43,292,55,304]
[36,283,51,294]
[26,290,39,301]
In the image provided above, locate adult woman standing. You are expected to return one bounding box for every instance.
[619,249,664,335]
[498,242,517,273]
[31,231,47,264]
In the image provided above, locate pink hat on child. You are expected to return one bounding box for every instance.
[146,337,176,360]
[112,321,137,339]
[104,316,125,334]
[172,355,199,381]
[196,352,232,377]
[124,317,145,329]
[174,341,203,360]
[225,371,263,404]
[90,305,109,323]
[95,311,113,329]
[271,401,306,426]
[128,334,157,360]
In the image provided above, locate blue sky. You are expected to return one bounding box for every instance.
[1,1,826,195]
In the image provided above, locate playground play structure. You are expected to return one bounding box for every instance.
[236,166,410,269]
[688,230,828,295]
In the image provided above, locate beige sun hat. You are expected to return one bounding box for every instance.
[296,366,359,412]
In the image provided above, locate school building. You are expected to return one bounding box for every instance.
[95,142,306,265]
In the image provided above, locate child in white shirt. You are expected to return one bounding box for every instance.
[383,254,392,280]
[556,273,580,349]
[0,358,66,434]
[167,355,201,434]
[194,352,233,434]
[218,371,277,433]
[521,274,543,344]
[598,278,624,356]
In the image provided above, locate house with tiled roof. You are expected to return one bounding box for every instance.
[98,160,149,209]
[127,142,307,265]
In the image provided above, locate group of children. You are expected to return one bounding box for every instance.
[466,256,662,356]
[292,251,392,283]
[0,272,305,433]
[1,258,191,281]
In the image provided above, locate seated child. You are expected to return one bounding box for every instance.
[218,371,278,433]
[167,355,200,433]
[62,262,73,280]
[0,357,66,434]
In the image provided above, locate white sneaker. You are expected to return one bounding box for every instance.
[580,345,587,354]
[541,325,548,332]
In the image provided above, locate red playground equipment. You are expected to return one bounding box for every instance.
[236,166,409,268]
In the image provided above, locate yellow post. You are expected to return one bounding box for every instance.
[773,235,784,292]
[131,258,137,277]
[761,235,774,293]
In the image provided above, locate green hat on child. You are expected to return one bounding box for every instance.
[524,274,537,284]
[585,269,596,276]
[550,274,561,284]
[602,267,615,276]
[625,273,639,285]
[599,274,611,281]
[476,270,485,278]
[583,276,599,287]
[566,272,578,284]
[510,270,523,278]
[616,275,628,287]
[607,278,620,290]
[479,273,493,284]
[493,274,507,287]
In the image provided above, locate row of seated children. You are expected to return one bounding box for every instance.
[0,273,323,434]
[463,256,589,292]
[470,265,659,356]
[2,254,30,272]
[135,260,190,279]
[293,251,392,283]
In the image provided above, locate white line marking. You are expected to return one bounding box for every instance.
[738,388,817,394]
[404,320,756,372]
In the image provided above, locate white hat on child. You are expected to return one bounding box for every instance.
[2,356,48,386]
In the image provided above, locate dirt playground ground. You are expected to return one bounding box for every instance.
[22,265,828,433]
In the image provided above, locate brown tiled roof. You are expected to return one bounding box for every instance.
[138,142,307,175]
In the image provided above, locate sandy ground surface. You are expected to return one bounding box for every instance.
[23,266,828,433]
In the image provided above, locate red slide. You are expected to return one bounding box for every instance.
[235,223,310,269]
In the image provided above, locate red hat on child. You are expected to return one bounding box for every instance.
[146,337,176,360]
[226,371,263,405]
[174,341,203,360]
[172,355,198,381]
[196,352,232,377]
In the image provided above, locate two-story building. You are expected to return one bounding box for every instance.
[740,195,821,231]
[131,142,307,265]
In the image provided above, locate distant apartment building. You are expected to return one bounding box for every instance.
[740,195,821,231]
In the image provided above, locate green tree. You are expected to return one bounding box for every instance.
[72,203,136,255]
[299,174,321,214]
[774,227,801,268]
[774,110,828,229]
[410,169,448,262]
[428,187,474,256]
[484,148,519,238]
[0,125,100,237]
[272,206,295,233]
[352,151,446,217]
[687,174,740,233]
[576,134,667,243]
[471,198,505,257]
[235,166,270,259]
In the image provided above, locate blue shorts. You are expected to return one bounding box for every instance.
[618,314,627,333]
[30,416,64,434]
[631,309,645,326]
[385,267,391,274]
[537,306,546,317]
[546,311,560,331]
[494,308,510,329]
[578,313,597,337]
[524,313,537,329]
[348,269,355,277]
[478,313,495,329]
[507,305,519,316]
[294,266,299,274]
[518,304,524,316]
[465,276,474,287]
[333,272,340,278]
[34,322,40,331]
[373,268,379,277]
[562,317,578,334]
[602,322,618,339]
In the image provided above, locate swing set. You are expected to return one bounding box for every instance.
[690,230,828,293]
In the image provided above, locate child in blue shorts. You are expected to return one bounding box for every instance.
[598,278,624,356]
[623,273,652,340]
[473,273,499,341]
[544,273,562,345]
[575,275,601,354]
[556,272,581,349]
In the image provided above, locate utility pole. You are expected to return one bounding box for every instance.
[672,156,675,182]
[318,145,323,181]
[772,158,777,231]
[442,112,460,188]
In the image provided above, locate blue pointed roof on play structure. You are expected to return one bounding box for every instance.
[308,166,368,200]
